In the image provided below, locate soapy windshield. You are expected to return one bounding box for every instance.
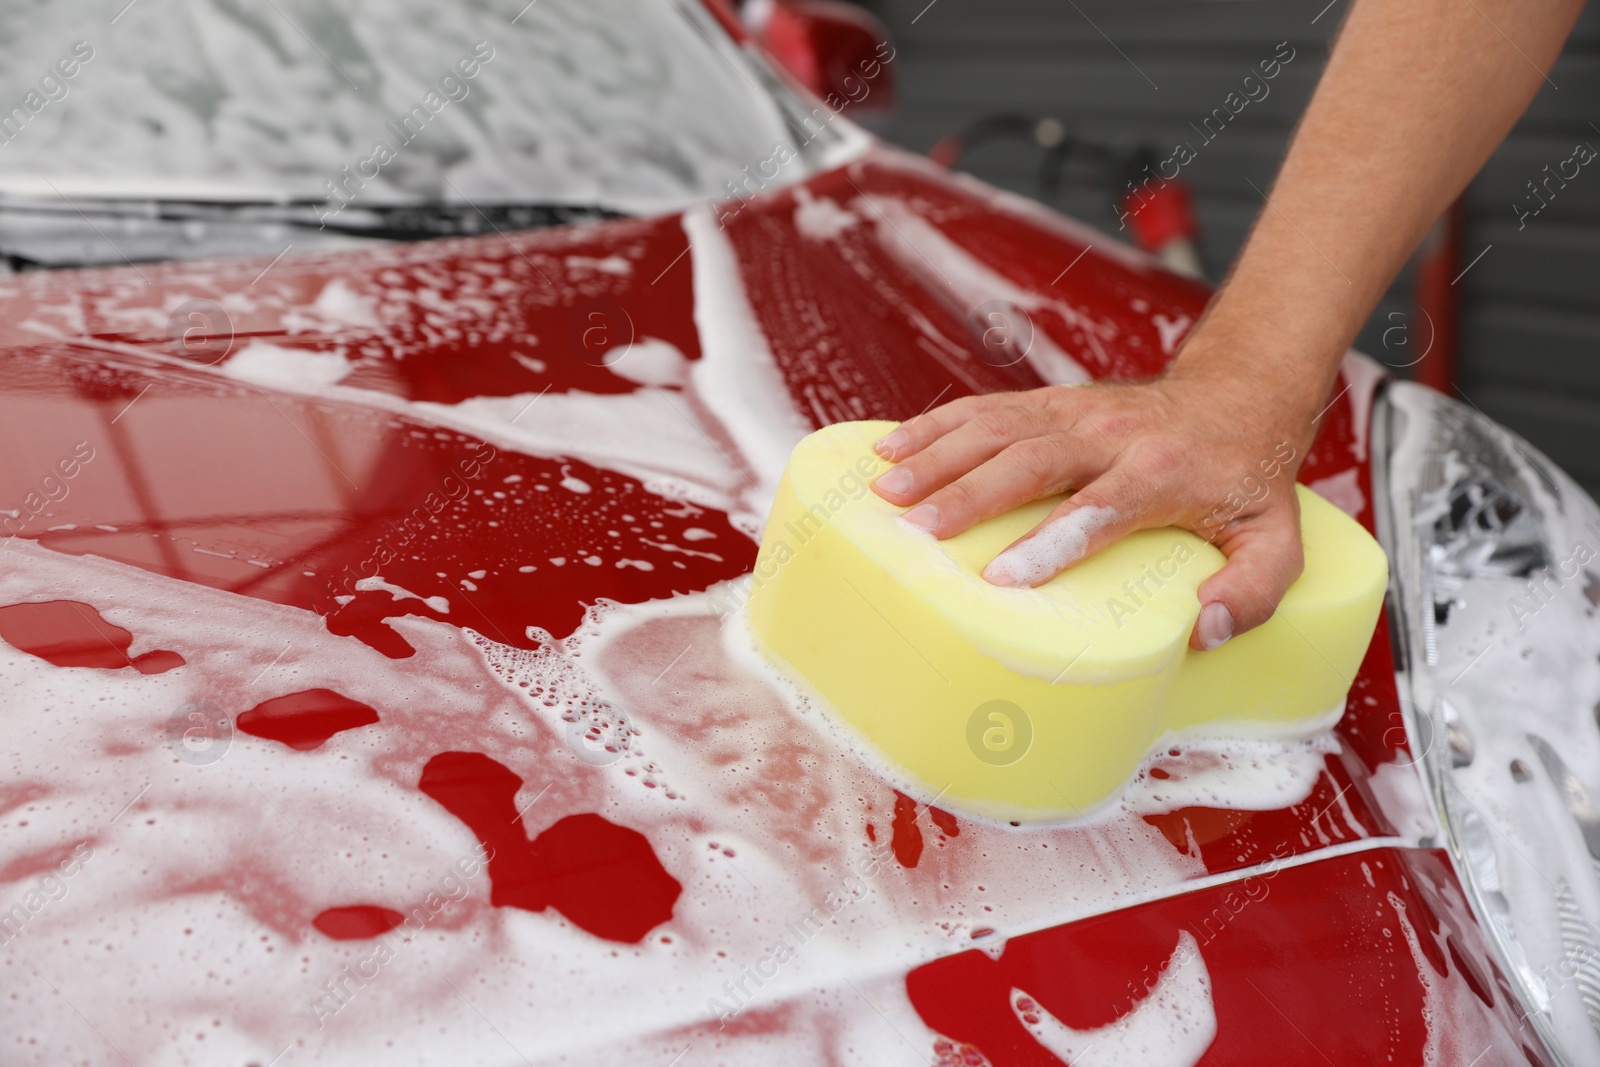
[0,0,823,263]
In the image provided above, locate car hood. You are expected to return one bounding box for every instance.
[0,146,1536,1064]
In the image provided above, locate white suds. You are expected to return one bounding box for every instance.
[1010,932,1216,1066]
[219,340,352,388]
[605,338,691,387]
[1308,468,1364,519]
[984,506,1118,587]
[792,189,860,241]
[310,279,381,330]
[1388,892,1528,1066]
[355,575,450,614]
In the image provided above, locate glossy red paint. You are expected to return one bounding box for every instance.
[236,689,380,751]
[312,905,405,941]
[418,751,681,943]
[0,214,699,406]
[0,345,755,661]
[908,849,1546,1066]
[0,139,1514,1062]
[0,599,183,673]
[890,789,924,868]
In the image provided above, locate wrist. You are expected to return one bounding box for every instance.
[1165,336,1340,444]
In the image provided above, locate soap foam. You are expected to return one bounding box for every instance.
[792,188,861,241]
[1010,931,1216,1066]
[863,195,1101,386]
[1388,891,1528,1066]
[1340,351,1385,464]
[984,505,1119,587]
[354,575,450,615]
[604,338,692,388]
[683,204,816,503]
[220,340,353,388]
[1308,467,1365,520]
[0,159,1419,1064]
[0,514,1426,1064]
[1384,381,1600,1065]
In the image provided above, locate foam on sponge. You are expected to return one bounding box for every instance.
[746,420,1388,822]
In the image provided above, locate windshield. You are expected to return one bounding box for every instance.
[0,0,838,266]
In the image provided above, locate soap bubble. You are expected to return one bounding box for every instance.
[166,698,232,766]
[966,699,1033,766]
[566,707,632,766]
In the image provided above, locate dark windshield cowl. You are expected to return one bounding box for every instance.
[314,202,628,240]
[0,198,630,270]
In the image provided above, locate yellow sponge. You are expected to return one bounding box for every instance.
[746,420,1387,822]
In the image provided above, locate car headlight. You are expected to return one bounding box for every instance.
[1376,380,1600,1065]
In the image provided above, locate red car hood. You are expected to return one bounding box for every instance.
[0,146,1541,1065]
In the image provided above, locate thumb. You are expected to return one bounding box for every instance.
[1190,495,1305,651]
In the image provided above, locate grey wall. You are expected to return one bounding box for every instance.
[865,0,1600,493]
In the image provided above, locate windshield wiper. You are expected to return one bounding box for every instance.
[0,196,628,270]
[306,201,627,240]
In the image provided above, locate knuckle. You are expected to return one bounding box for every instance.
[1002,437,1061,485]
[969,410,1016,442]
[1090,411,1140,438]
[1134,441,1185,480]
[1069,486,1119,518]
[936,478,979,515]
[941,394,989,423]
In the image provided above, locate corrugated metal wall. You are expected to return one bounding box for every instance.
[866,0,1600,493]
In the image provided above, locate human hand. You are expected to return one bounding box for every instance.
[869,369,1320,650]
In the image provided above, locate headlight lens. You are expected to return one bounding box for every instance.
[1377,380,1600,1064]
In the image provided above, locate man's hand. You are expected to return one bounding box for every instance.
[870,370,1319,650]
[865,0,1584,650]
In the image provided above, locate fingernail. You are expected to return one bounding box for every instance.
[875,466,912,496]
[1197,601,1234,650]
[875,430,908,459]
[902,503,939,531]
[981,561,1018,587]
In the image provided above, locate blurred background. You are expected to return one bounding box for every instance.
[758,0,1600,493]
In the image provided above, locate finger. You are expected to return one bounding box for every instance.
[981,468,1147,588]
[871,394,995,461]
[1189,495,1305,650]
[903,432,1109,537]
[875,387,1047,461]
[872,405,1047,506]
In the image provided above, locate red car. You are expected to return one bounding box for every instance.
[2,2,1598,1065]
